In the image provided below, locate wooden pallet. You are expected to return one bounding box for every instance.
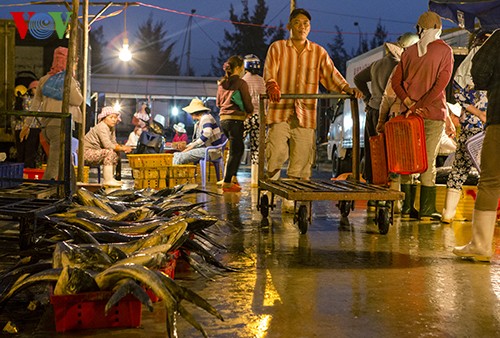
[0,183,58,199]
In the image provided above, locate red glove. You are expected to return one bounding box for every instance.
[267,83,281,103]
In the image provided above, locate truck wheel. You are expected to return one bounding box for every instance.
[332,148,352,178]
[332,148,342,177]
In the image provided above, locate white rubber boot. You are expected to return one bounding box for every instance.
[453,209,497,262]
[389,176,401,213]
[441,188,461,223]
[103,165,122,186]
[251,164,259,187]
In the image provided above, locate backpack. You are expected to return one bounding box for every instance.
[135,131,165,154]
[42,71,65,100]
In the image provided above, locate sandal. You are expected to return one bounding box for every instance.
[222,183,241,192]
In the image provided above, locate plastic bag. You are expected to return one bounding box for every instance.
[42,71,65,100]
[231,90,245,111]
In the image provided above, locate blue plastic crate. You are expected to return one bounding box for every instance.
[0,163,24,188]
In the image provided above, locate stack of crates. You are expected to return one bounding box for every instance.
[0,163,24,188]
[128,154,173,189]
[127,154,197,189]
[167,165,197,187]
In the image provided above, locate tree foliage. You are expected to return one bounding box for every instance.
[211,0,285,76]
[370,20,388,50]
[89,26,107,74]
[133,14,180,76]
[327,26,350,75]
[328,22,389,76]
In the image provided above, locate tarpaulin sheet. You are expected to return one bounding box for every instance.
[429,0,500,31]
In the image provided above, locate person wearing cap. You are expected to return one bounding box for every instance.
[263,8,362,210]
[453,29,500,262]
[173,98,225,165]
[172,122,188,143]
[375,33,420,216]
[20,46,83,180]
[242,54,267,187]
[354,33,419,210]
[391,11,454,222]
[441,31,490,224]
[84,106,132,186]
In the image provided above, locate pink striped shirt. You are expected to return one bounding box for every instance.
[264,39,349,129]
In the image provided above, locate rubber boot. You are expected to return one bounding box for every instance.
[251,164,259,188]
[401,184,419,219]
[103,165,122,186]
[390,177,402,213]
[453,209,497,262]
[419,185,441,221]
[441,188,461,223]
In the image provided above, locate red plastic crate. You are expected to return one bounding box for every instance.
[369,133,388,185]
[146,251,179,303]
[23,168,45,180]
[50,291,142,333]
[384,113,428,174]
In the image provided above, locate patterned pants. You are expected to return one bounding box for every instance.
[84,148,119,166]
[243,114,259,165]
[447,127,483,190]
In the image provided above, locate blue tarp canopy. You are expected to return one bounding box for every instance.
[429,0,500,32]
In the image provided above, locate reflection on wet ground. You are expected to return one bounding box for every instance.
[1,168,500,337]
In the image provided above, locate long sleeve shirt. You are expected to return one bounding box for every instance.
[242,72,266,115]
[28,73,83,127]
[392,39,453,121]
[189,113,224,148]
[84,121,118,151]
[264,38,349,129]
[216,75,254,121]
[354,54,399,111]
[471,29,500,126]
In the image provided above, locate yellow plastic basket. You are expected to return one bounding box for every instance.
[127,154,173,169]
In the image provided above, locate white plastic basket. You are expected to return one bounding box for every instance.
[465,131,484,172]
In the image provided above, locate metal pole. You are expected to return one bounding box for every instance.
[59,0,80,197]
[290,0,296,12]
[350,97,360,181]
[78,0,89,182]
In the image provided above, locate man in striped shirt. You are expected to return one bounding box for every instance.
[264,8,362,182]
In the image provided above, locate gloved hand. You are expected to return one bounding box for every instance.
[267,83,281,103]
[376,121,385,134]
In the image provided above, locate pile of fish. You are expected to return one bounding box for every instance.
[0,184,237,337]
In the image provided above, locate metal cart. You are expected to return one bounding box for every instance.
[256,93,404,234]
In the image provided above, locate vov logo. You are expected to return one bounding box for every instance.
[10,12,71,40]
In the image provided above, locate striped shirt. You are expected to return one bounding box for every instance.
[264,39,349,129]
[190,113,224,148]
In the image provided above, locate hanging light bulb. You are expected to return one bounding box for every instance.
[119,5,132,62]
[119,38,132,62]
[113,101,121,112]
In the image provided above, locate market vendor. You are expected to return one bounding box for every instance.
[84,106,132,186]
[173,98,225,165]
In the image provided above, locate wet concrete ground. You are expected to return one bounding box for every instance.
[1,163,500,337]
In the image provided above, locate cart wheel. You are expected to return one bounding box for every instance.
[376,207,391,235]
[338,200,353,217]
[297,205,308,234]
[260,194,269,218]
